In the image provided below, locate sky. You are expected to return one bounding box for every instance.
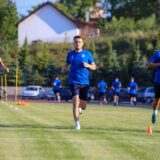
[13,0,57,16]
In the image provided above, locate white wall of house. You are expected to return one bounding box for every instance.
[18,4,80,45]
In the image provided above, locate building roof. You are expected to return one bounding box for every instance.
[17,1,97,28]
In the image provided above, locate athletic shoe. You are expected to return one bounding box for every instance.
[75,124,80,130]
[152,113,157,124]
[78,107,83,114]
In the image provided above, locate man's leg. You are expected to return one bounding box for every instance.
[152,83,160,124]
[70,84,81,129]
[79,99,87,110]
[57,92,61,103]
[133,96,137,105]
[103,95,107,104]
[113,95,116,106]
[79,85,89,113]
[130,97,133,106]
[73,95,80,129]
[116,96,119,106]
[99,96,102,104]
[152,98,160,124]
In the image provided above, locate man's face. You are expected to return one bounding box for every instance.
[74,38,83,51]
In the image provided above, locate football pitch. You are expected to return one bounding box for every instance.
[0,102,159,160]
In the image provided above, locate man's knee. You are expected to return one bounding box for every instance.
[80,101,87,110]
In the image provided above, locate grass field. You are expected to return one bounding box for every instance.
[0,101,159,160]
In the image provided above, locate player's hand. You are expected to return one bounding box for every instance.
[61,67,65,73]
[83,62,90,68]
[5,67,9,73]
[61,66,68,73]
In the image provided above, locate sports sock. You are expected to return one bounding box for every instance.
[75,120,80,126]
[153,110,158,115]
[75,120,80,129]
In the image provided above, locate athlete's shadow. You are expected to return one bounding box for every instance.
[0,124,159,133]
[0,124,73,130]
[82,126,160,133]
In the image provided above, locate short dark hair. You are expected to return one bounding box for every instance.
[74,35,82,41]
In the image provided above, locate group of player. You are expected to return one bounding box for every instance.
[60,35,160,130]
[0,35,159,130]
[98,77,138,106]
[61,35,160,130]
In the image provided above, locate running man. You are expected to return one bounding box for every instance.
[147,50,160,124]
[98,79,107,104]
[111,78,122,106]
[52,76,61,103]
[128,77,138,106]
[62,35,96,130]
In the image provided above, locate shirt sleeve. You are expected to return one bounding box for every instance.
[87,51,95,64]
[148,52,159,63]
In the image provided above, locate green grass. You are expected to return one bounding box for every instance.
[0,101,159,160]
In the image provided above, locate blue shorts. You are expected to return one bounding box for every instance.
[53,89,60,94]
[69,84,89,101]
[99,92,106,97]
[113,92,120,96]
[130,93,136,97]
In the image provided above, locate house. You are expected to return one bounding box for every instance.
[18,2,100,46]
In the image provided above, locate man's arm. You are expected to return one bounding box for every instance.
[61,63,70,73]
[83,62,96,70]
[0,57,9,73]
[147,62,160,69]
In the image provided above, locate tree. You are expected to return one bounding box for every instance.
[56,0,99,20]
[97,40,119,82]
[108,0,157,20]
[0,0,19,51]
[127,42,148,84]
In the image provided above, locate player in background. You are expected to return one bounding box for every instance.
[52,76,61,103]
[62,35,96,130]
[128,77,138,106]
[98,79,107,104]
[111,77,122,106]
[147,50,160,124]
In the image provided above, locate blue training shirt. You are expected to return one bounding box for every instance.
[66,49,95,85]
[53,79,61,90]
[98,81,107,93]
[112,81,121,93]
[148,50,160,85]
[128,82,138,94]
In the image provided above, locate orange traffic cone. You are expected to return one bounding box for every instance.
[147,125,152,135]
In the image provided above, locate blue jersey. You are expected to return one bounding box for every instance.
[148,51,160,84]
[128,82,137,94]
[53,79,61,90]
[66,49,95,85]
[98,81,107,93]
[112,81,121,93]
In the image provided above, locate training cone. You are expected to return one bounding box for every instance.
[147,125,152,135]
